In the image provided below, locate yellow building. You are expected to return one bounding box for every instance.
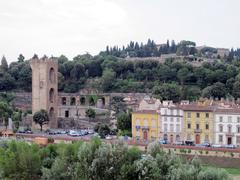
[132,110,160,141]
[182,101,214,144]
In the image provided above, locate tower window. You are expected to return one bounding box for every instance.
[62,97,66,105]
[49,67,55,83]
[65,110,69,118]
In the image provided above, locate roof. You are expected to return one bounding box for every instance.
[133,110,158,114]
[180,104,215,112]
[215,108,240,114]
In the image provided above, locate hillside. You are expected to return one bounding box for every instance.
[1,39,240,102]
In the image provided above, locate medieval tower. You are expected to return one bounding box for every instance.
[30,56,58,128]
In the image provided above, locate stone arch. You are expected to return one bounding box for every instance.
[49,67,56,83]
[70,97,76,106]
[163,134,168,141]
[62,97,66,105]
[89,96,96,106]
[49,88,54,103]
[49,107,54,118]
[80,97,86,105]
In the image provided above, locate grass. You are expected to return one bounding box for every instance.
[203,165,240,175]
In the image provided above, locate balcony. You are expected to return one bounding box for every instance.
[194,129,202,133]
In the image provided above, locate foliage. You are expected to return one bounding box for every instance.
[117,112,131,131]
[85,108,96,120]
[33,109,49,131]
[0,140,233,180]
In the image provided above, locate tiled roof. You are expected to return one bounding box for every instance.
[180,104,215,111]
[215,108,240,114]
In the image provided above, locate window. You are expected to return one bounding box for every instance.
[170,117,173,122]
[238,117,240,123]
[219,116,223,122]
[237,126,240,133]
[164,124,168,132]
[170,124,174,132]
[237,136,240,144]
[205,135,209,142]
[70,97,76,106]
[62,97,67,105]
[188,123,191,129]
[144,119,148,127]
[136,119,140,126]
[164,117,167,122]
[151,119,156,128]
[170,109,173,115]
[65,110,69,118]
[228,116,232,123]
[206,113,209,118]
[164,109,167,115]
[187,112,191,118]
[219,135,223,143]
[196,113,200,118]
[177,109,180,115]
[176,117,180,122]
[196,124,200,130]
[219,125,223,132]
[176,124,180,132]
[228,125,232,133]
[205,124,209,130]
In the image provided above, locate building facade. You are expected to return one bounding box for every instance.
[132,110,160,141]
[160,102,183,143]
[182,102,214,144]
[214,108,240,146]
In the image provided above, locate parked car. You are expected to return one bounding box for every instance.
[48,130,56,135]
[173,141,184,145]
[211,144,222,148]
[195,142,211,148]
[224,144,236,149]
[87,129,94,134]
[159,139,168,144]
[68,130,79,137]
[185,140,195,146]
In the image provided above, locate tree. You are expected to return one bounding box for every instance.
[117,112,131,131]
[85,108,96,122]
[33,109,49,131]
[17,54,25,62]
[232,81,240,99]
[153,83,181,102]
[101,68,116,92]
[0,56,8,72]
[0,102,13,129]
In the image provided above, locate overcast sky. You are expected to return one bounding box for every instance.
[0,0,240,62]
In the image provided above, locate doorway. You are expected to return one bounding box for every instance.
[143,131,148,141]
[227,137,232,145]
[195,134,200,144]
[170,134,173,143]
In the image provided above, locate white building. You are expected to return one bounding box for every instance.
[160,101,184,143]
[214,108,240,146]
[138,97,161,111]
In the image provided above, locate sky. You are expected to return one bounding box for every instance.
[0,0,240,62]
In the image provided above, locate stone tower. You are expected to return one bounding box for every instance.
[30,56,58,128]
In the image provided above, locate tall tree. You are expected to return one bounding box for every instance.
[1,56,8,72]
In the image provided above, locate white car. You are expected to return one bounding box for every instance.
[68,130,79,137]
[105,135,112,140]
[211,144,222,148]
